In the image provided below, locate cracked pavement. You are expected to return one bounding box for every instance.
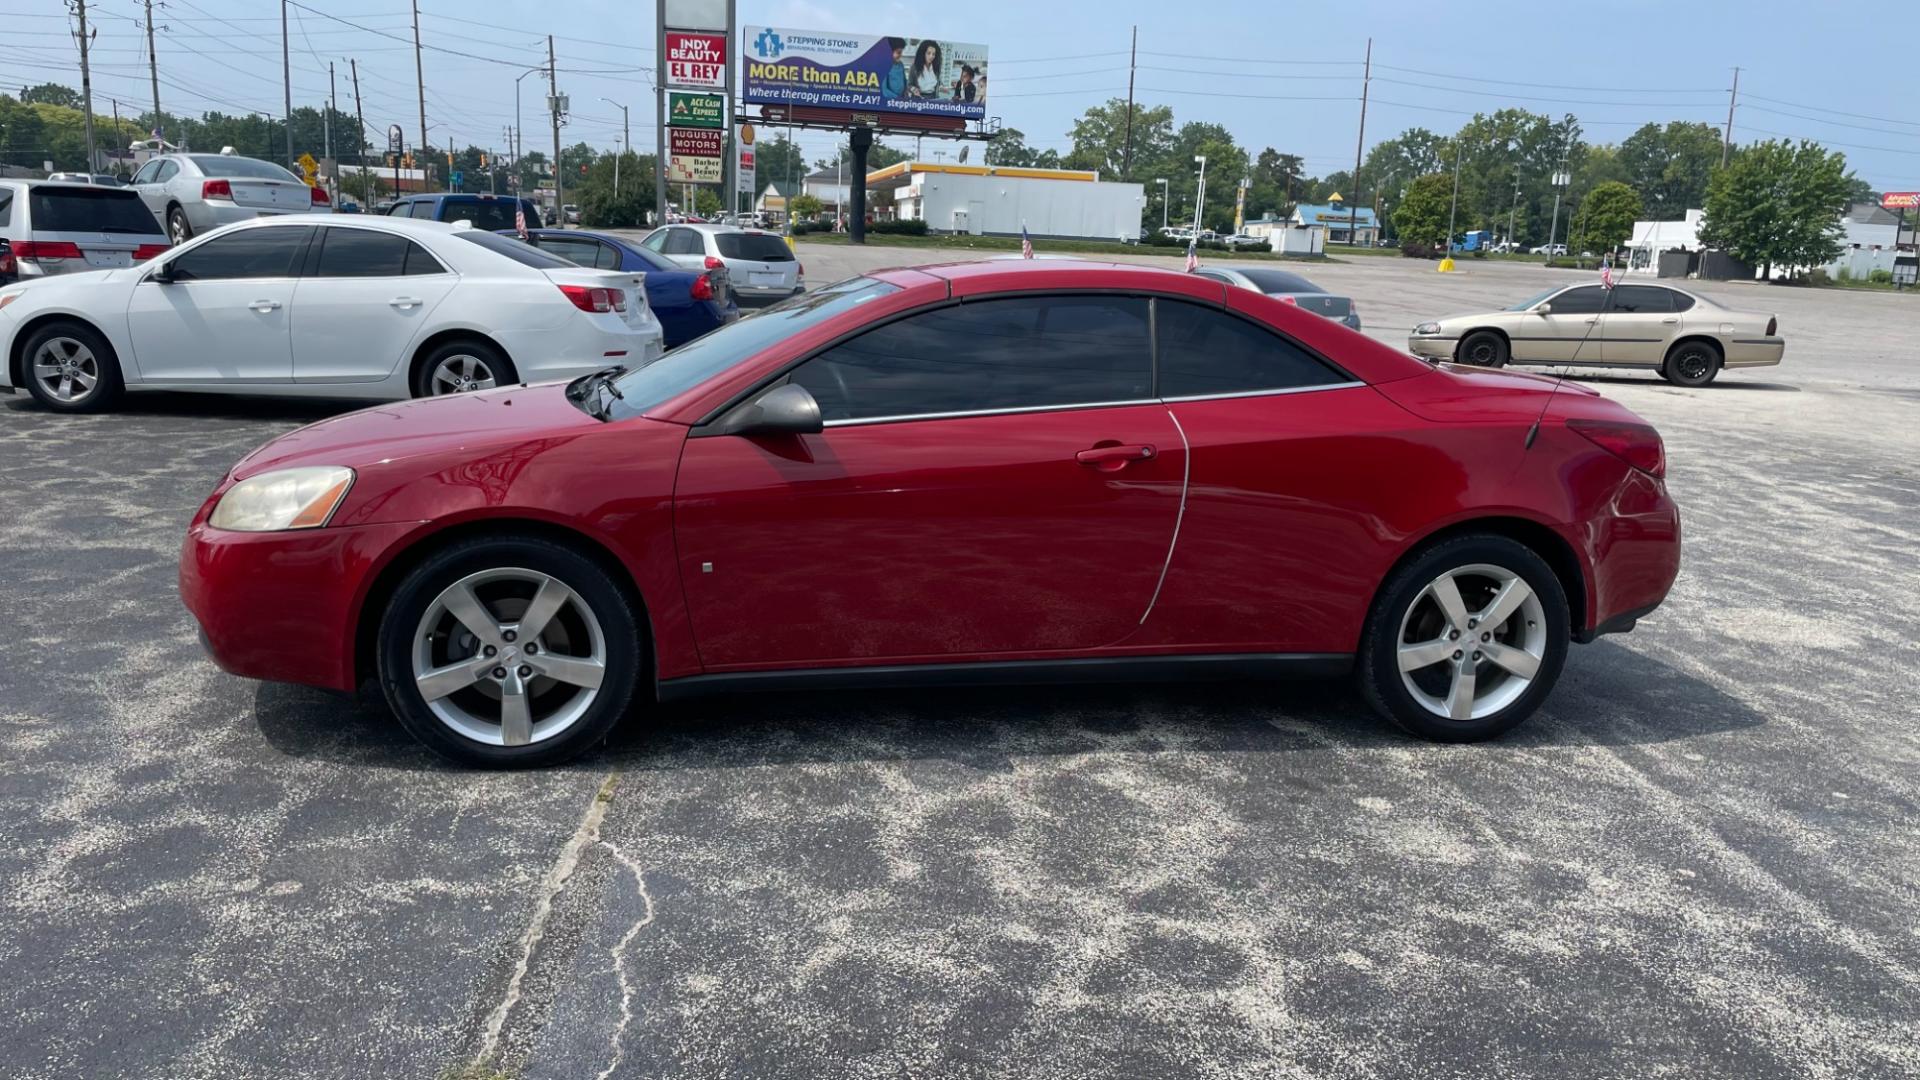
[2,249,1917,1079]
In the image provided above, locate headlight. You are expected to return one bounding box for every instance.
[1414,321,1441,335]
[210,467,355,531]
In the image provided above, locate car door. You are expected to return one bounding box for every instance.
[1513,284,1608,362]
[124,224,310,383]
[290,225,458,382]
[129,160,166,218]
[1597,284,1677,366]
[671,293,1187,669]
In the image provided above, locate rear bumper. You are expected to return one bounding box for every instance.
[190,202,325,230]
[734,284,804,305]
[1724,337,1785,368]
[1569,469,1682,641]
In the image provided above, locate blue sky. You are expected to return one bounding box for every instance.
[6,0,1916,190]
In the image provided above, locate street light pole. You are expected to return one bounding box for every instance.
[1445,138,1464,253]
[600,97,628,194]
[1546,165,1570,264]
[1156,177,1168,230]
[1192,155,1208,234]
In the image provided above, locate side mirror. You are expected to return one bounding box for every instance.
[148,263,175,284]
[1536,302,1551,314]
[716,383,822,438]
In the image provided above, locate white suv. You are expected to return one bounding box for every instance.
[641,224,803,306]
[0,179,170,284]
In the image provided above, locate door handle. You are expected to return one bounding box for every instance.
[1661,317,1679,323]
[389,296,422,309]
[1076,443,1156,471]
[1583,317,1599,324]
[249,299,281,312]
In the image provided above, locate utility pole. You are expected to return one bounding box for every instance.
[1121,25,1137,180]
[110,98,121,173]
[324,62,336,190]
[413,0,428,191]
[548,36,563,226]
[350,59,365,175]
[1507,165,1521,250]
[280,0,293,168]
[142,0,161,133]
[1349,37,1371,248]
[72,0,98,172]
[1192,154,1208,234]
[653,0,667,228]
[1721,66,1740,167]
[601,98,628,194]
[1445,136,1464,254]
[1546,164,1570,264]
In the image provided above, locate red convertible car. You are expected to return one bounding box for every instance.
[180,261,1680,766]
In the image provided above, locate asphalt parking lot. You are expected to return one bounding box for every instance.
[3,248,1917,1080]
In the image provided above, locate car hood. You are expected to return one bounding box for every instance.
[230,380,600,479]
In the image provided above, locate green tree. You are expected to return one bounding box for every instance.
[1393,173,1454,249]
[1698,139,1854,278]
[1570,180,1643,255]
[1065,98,1173,180]
[984,127,1060,168]
[19,83,80,108]
[574,151,654,227]
[789,193,824,220]
[813,141,908,174]
[757,134,807,190]
[339,171,388,203]
[1618,121,1721,218]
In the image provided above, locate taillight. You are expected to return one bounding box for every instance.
[202,179,233,200]
[690,273,714,301]
[1766,316,1777,336]
[1277,295,1297,305]
[797,261,804,278]
[558,284,619,313]
[310,186,330,206]
[132,243,170,262]
[1568,419,1665,479]
[13,241,84,262]
[703,255,723,269]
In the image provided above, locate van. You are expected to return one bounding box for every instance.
[0,180,169,284]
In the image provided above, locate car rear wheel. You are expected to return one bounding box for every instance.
[414,339,516,397]
[167,205,192,244]
[20,321,124,413]
[1661,340,1721,387]
[1357,534,1568,742]
[1456,330,1508,368]
[376,536,643,767]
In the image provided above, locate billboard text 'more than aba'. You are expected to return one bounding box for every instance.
[743,26,988,122]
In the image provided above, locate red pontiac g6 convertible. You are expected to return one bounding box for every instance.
[181,261,1681,767]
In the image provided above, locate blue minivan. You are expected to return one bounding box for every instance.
[386,194,542,231]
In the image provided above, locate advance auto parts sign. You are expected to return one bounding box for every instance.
[666,31,726,89]
[668,128,723,183]
[743,26,988,121]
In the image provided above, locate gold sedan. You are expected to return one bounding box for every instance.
[1408,281,1783,386]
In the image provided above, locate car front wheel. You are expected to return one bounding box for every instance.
[376,536,643,767]
[1358,534,1569,742]
[20,320,124,412]
[1456,330,1508,368]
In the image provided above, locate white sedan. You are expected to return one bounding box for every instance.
[0,215,663,412]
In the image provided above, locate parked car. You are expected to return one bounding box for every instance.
[47,172,127,187]
[1223,233,1267,250]
[386,193,542,231]
[0,179,169,286]
[335,199,361,215]
[130,151,329,244]
[0,216,661,411]
[1529,243,1567,256]
[641,224,802,305]
[1408,281,1782,386]
[1190,266,1361,330]
[500,228,739,348]
[178,261,1680,767]
[562,204,581,225]
[1159,226,1194,241]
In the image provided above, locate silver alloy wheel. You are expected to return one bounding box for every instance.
[168,208,189,244]
[429,354,497,395]
[1395,562,1548,722]
[31,337,100,403]
[411,567,607,747]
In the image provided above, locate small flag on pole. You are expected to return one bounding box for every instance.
[1020,223,1033,259]
[515,204,528,239]
[1185,237,1198,273]
[1600,252,1615,289]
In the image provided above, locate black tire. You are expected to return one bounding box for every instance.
[376,536,644,767]
[411,337,517,398]
[1357,533,1570,742]
[1456,330,1509,368]
[166,204,192,244]
[19,320,125,413]
[1661,340,1721,387]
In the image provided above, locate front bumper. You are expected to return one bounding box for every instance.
[181,518,422,691]
[1407,335,1456,360]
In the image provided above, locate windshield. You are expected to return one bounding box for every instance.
[716,233,795,262]
[1505,287,1560,312]
[29,187,163,234]
[601,277,900,420]
[189,155,302,182]
[1239,268,1321,293]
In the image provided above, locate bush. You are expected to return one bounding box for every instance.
[790,220,818,235]
[1835,267,1852,283]
[870,219,929,236]
[1869,268,1893,284]
[1400,241,1438,259]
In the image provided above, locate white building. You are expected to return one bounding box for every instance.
[865,162,1147,242]
[802,167,851,217]
[1623,209,1705,275]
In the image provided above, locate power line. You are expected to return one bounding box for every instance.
[1371,62,1721,95]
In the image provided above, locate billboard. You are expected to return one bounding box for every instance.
[669,92,725,129]
[1881,192,1919,210]
[666,31,727,89]
[743,26,988,122]
[668,127,723,183]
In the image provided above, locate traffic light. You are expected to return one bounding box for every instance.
[579,163,588,176]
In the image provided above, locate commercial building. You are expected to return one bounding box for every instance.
[803,166,851,220]
[1290,201,1379,245]
[865,162,1146,242]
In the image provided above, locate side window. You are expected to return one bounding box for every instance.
[1155,299,1346,398]
[540,238,599,265]
[131,161,160,185]
[593,243,622,270]
[154,161,179,183]
[313,227,412,276]
[403,242,445,275]
[640,230,667,252]
[385,201,409,216]
[1549,286,1607,314]
[410,200,439,220]
[1667,289,1695,312]
[789,295,1152,423]
[167,226,308,281]
[1610,285,1672,314]
[0,189,11,227]
[667,230,703,255]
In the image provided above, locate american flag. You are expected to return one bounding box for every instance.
[1020,223,1033,259]
[1185,237,1198,273]
[515,204,528,239]
[1600,252,1615,289]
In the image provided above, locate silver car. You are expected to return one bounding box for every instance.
[129,152,329,244]
[0,179,169,285]
[641,223,803,305]
[1191,266,1362,331]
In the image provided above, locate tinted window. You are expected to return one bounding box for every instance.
[606,277,901,419]
[664,229,703,255]
[1238,268,1321,293]
[791,295,1152,423]
[154,161,179,183]
[1548,286,1608,314]
[452,229,575,269]
[438,199,521,230]
[409,200,438,219]
[716,233,794,262]
[537,237,605,266]
[0,189,12,227]
[314,227,437,276]
[188,155,300,182]
[1667,289,1696,312]
[1155,300,1346,398]
[640,230,667,251]
[1610,285,1673,314]
[131,161,161,185]
[166,226,307,280]
[27,187,162,234]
